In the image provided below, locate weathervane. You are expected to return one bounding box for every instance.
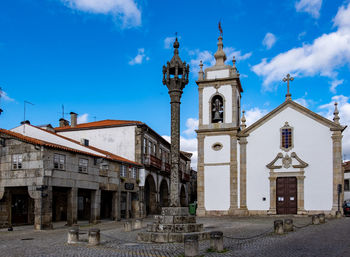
[218,21,223,37]
[283,74,294,100]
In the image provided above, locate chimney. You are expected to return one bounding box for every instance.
[20,120,31,125]
[59,118,69,128]
[70,112,78,127]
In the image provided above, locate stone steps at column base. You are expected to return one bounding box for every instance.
[146,223,203,233]
[137,231,210,243]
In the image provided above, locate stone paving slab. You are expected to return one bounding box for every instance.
[0,216,349,256]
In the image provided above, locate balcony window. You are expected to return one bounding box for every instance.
[54,154,65,170]
[12,154,23,170]
[121,165,127,177]
[78,158,88,173]
[131,167,137,179]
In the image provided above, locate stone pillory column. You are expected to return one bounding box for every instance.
[162,37,189,207]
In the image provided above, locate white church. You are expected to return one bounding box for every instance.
[196,35,346,216]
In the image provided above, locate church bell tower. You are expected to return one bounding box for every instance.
[196,35,244,216]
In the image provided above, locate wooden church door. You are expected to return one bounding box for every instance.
[276,177,297,214]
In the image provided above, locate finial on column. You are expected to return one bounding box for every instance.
[333,102,340,124]
[241,110,246,129]
[214,36,226,66]
[198,60,204,80]
[232,56,238,74]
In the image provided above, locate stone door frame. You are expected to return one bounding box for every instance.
[268,170,306,215]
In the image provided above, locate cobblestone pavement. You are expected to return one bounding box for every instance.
[0,216,349,256]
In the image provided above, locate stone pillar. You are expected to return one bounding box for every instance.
[91,189,101,224]
[296,173,306,214]
[239,136,248,211]
[112,190,120,221]
[196,134,205,216]
[274,220,284,235]
[28,186,53,230]
[210,231,224,252]
[229,133,238,213]
[67,187,78,226]
[184,234,199,257]
[126,191,131,219]
[268,175,277,214]
[332,131,343,213]
[67,227,79,244]
[169,91,181,207]
[88,228,100,246]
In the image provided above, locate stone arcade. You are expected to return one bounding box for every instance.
[196,35,346,216]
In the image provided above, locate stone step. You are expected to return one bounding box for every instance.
[138,231,210,243]
[161,207,189,216]
[153,215,196,224]
[146,223,203,233]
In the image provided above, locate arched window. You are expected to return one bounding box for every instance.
[211,95,224,123]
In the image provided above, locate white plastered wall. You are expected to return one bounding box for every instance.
[202,84,232,125]
[204,165,230,210]
[246,106,333,211]
[206,69,229,79]
[204,135,231,210]
[57,126,136,161]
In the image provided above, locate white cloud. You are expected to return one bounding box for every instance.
[295,0,322,19]
[162,135,198,169]
[61,0,141,28]
[189,47,252,75]
[164,36,176,49]
[262,32,277,49]
[252,3,350,90]
[329,79,344,93]
[0,90,14,101]
[162,117,199,169]
[183,118,198,137]
[298,31,307,40]
[77,113,89,124]
[294,98,309,107]
[244,107,269,126]
[128,48,149,65]
[319,95,350,159]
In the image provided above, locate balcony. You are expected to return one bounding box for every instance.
[144,154,162,170]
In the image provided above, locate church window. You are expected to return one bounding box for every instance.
[120,165,127,178]
[280,122,293,152]
[211,95,224,123]
[212,142,223,151]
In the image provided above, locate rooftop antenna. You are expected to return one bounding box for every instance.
[23,100,34,133]
[58,104,69,119]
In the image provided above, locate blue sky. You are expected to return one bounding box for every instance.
[0,0,350,165]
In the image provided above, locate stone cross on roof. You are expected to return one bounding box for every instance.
[283,74,294,100]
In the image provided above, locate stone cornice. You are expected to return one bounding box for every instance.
[196,77,243,93]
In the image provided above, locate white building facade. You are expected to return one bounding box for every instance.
[196,36,346,216]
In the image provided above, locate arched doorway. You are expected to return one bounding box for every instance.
[159,179,169,208]
[144,174,157,215]
[180,185,187,207]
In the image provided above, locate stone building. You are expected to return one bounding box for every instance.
[196,35,346,216]
[0,124,142,229]
[53,115,193,217]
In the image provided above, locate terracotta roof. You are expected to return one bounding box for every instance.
[0,128,142,166]
[344,161,350,172]
[55,119,143,131]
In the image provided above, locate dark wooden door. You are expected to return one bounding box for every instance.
[276,177,297,214]
[11,194,29,224]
